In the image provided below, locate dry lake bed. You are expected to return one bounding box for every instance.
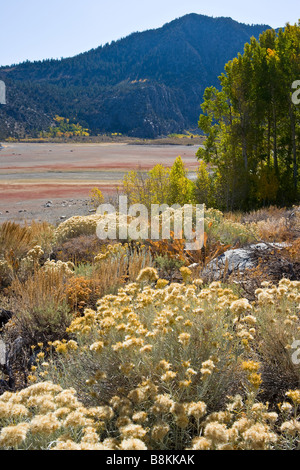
[0,142,200,224]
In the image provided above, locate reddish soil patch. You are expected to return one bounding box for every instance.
[0,183,117,202]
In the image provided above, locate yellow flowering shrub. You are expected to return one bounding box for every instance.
[55,213,132,244]
[2,258,300,450]
[4,273,256,449]
[55,215,105,243]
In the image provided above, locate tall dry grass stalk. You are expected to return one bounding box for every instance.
[7,269,72,345]
[0,221,54,257]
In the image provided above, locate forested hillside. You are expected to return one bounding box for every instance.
[0,14,271,138]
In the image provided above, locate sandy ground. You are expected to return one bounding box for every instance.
[0,142,200,225]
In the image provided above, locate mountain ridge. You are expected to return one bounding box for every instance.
[0,14,275,138]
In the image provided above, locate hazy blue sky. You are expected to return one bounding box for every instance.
[0,0,299,66]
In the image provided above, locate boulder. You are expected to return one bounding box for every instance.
[203,243,287,280]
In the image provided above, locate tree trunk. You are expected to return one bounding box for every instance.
[289,103,298,195]
[272,101,279,176]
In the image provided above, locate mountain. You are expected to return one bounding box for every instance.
[0,14,273,139]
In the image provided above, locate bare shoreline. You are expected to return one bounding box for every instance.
[0,142,201,224]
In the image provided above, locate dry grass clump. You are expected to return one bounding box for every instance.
[240,206,300,242]
[5,269,73,347]
[0,221,55,288]
[242,206,293,224]
[256,218,294,243]
[0,221,54,260]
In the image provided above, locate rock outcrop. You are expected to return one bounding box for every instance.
[200,243,288,280]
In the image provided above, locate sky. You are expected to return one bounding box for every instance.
[0,0,299,66]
